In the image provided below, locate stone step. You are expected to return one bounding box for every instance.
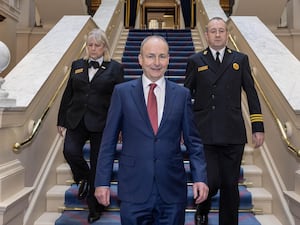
[46,184,272,215]
[34,212,283,225]
[34,212,61,225]
[56,162,261,186]
[56,163,72,185]
[248,187,273,214]
[46,185,70,212]
[242,164,263,187]
[256,214,283,225]
[243,145,254,165]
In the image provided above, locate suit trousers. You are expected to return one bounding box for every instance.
[120,182,186,225]
[63,118,103,212]
[197,144,244,225]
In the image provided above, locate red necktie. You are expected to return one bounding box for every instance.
[147,83,158,134]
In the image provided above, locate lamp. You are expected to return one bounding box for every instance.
[0,41,10,72]
[0,41,15,107]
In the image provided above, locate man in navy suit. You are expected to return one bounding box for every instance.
[95,35,209,225]
[184,17,264,225]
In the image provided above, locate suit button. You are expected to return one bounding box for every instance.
[211,94,215,99]
[212,105,216,110]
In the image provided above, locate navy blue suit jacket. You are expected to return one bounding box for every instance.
[95,78,207,204]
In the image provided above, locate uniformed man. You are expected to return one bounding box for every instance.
[184,17,265,225]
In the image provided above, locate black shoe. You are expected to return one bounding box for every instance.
[195,213,208,225]
[77,180,89,200]
[88,211,101,223]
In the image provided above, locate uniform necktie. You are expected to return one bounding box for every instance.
[216,51,221,64]
[88,61,100,69]
[147,83,158,134]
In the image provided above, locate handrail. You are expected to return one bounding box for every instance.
[12,44,86,153]
[228,34,300,158]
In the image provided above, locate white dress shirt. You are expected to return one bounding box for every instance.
[142,75,165,127]
[209,47,225,62]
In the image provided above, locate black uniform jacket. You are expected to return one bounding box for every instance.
[184,47,264,145]
[57,58,124,132]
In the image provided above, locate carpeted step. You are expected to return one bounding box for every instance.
[122,50,194,57]
[54,211,262,225]
[122,29,195,85]
[63,183,253,211]
[124,45,195,52]
[122,56,188,63]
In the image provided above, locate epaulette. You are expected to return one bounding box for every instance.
[226,48,233,54]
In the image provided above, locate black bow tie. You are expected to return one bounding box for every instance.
[88,61,100,69]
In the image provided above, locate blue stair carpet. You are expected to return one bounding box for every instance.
[122,29,195,84]
[56,144,261,225]
[55,211,261,225]
[64,183,252,210]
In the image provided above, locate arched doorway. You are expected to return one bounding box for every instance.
[139,0,180,29]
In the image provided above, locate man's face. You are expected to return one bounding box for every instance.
[138,37,169,82]
[205,19,228,51]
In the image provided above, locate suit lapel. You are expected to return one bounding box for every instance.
[213,48,235,83]
[91,61,108,81]
[130,78,154,132]
[159,80,176,131]
[202,48,218,74]
[207,47,235,84]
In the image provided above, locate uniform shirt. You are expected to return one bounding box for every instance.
[88,57,103,81]
[209,47,225,63]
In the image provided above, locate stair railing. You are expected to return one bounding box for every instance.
[228,33,300,158]
[12,43,87,153]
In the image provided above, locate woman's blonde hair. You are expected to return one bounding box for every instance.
[83,28,111,61]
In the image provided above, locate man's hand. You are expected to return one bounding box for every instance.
[95,187,110,206]
[193,182,209,204]
[252,132,264,148]
[57,126,66,137]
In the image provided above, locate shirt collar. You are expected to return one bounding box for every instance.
[89,56,103,66]
[142,75,165,90]
[209,47,226,58]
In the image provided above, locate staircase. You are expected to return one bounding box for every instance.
[34,144,279,225]
[34,29,283,225]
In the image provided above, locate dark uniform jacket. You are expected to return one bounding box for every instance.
[57,58,124,132]
[184,47,264,145]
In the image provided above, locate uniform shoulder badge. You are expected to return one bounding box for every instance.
[227,48,232,53]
